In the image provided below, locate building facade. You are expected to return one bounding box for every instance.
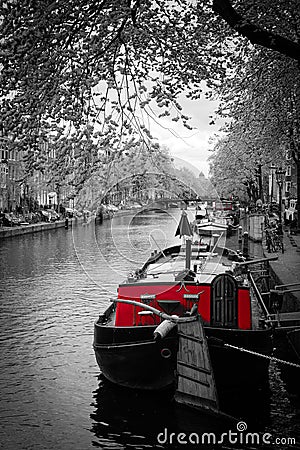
[268,160,298,221]
[0,140,74,213]
[0,147,23,212]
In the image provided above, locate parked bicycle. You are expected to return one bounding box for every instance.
[265,227,284,253]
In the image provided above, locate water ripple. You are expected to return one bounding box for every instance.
[1,215,299,449]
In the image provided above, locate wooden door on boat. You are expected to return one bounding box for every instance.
[175,315,219,412]
[210,274,238,328]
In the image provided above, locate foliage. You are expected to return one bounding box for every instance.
[207,0,300,204]
[0,0,210,185]
[209,43,300,200]
[77,143,214,208]
[1,0,300,207]
[211,0,300,62]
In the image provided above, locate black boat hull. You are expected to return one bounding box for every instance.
[94,336,177,390]
[94,322,272,391]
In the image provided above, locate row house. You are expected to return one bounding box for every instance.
[0,147,23,212]
[0,139,75,213]
[284,161,297,221]
[268,159,297,221]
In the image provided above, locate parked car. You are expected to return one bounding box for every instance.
[39,210,60,222]
[48,210,60,221]
[2,213,21,227]
[40,210,51,221]
[28,212,41,224]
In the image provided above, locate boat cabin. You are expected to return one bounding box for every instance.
[115,252,252,331]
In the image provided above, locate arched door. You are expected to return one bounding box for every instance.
[211,274,238,328]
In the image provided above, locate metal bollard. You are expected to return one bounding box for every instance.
[242,231,249,258]
[238,226,243,243]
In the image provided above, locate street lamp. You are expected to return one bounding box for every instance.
[269,164,276,211]
[275,167,285,232]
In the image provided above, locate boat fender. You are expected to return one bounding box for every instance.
[153,320,177,340]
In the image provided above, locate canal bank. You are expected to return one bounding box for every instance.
[0,208,145,240]
[240,213,300,308]
[0,218,79,239]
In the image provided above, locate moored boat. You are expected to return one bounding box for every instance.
[93,211,274,398]
[192,204,239,237]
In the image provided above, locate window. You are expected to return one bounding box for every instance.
[1,150,9,160]
[0,164,8,175]
[286,166,291,177]
[286,181,291,192]
[9,150,15,160]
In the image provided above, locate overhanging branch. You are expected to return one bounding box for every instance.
[212,0,300,61]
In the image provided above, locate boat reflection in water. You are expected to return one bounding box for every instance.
[90,377,273,449]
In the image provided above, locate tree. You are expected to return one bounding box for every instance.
[76,142,178,208]
[209,44,300,218]
[205,0,300,226]
[1,0,300,225]
[212,0,300,61]
[0,1,208,183]
[209,135,260,203]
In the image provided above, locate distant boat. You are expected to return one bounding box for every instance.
[193,206,239,237]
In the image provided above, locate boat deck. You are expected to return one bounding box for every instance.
[145,252,230,284]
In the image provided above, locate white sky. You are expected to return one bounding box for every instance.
[148,94,223,177]
[94,81,224,177]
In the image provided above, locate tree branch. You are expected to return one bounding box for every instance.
[212,0,300,61]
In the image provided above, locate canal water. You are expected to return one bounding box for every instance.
[0,210,299,450]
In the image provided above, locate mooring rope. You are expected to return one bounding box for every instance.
[224,343,300,369]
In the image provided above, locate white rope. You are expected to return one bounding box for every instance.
[224,343,300,369]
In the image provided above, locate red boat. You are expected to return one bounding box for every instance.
[93,214,273,394]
